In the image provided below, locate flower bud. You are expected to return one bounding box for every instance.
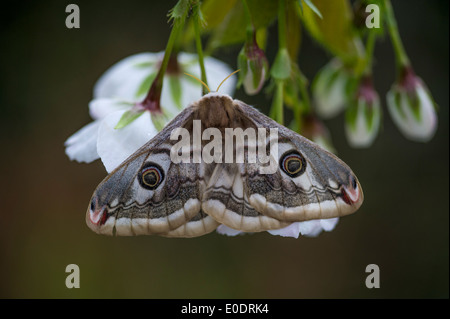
[386,66,437,142]
[237,34,269,95]
[345,75,381,148]
[312,58,355,119]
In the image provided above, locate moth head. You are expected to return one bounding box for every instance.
[196,93,236,128]
[185,70,240,128]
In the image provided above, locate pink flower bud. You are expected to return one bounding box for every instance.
[237,34,269,95]
[345,76,381,148]
[386,66,437,142]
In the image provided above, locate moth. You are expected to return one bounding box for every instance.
[87,92,363,237]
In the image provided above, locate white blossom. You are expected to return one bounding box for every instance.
[65,52,236,173]
[386,67,437,142]
[345,76,381,148]
[312,58,354,119]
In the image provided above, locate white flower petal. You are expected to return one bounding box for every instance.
[268,218,339,238]
[89,98,132,120]
[182,53,236,96]
[345,98,381,148]
[415,85,438,140]
[243,60,266,95]
[387,84,437,142]
[298,220,324,237]
[97,110,158,173]
[67,52,236,172]
[158,53,236,116]
[94,52,162,100]
[319,217,339,232]
[216,224,244,236]
[94,52,236,117]
[313,59,350,119]
[64,120,101,163]
[267,223,301,238]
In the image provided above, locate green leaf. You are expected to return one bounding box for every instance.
[168,75,182,110]
[299,0,364,66]
[394,91,407,120]
[365,103,374,131]
[181,0,238,47]
[345,101,359,131]
[169,0,190,22]
[202,0,238,29]
[115,109,145,129]
[287,0,302,60]
[135,72,157,98]
[302,0,322,19]
[237,47,247,88]
[283,77,301,110]
[207,0,279,50]
[133,61,156,69]
[255,27,268,50]
[151,110,172,131]
[407,92,422,122]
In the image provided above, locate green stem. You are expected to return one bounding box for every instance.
[140,1,189,112]
[154,1,188,88]
[293,102,302,132]
[297,70,311,113]
[158,24,182,82]
[241,0,254,43]
[383,0,410,69]
[274,81,284,125]
[272,0,288,125]
[193,3,208,94]
[278,0,287,49]
[362,28,377,76]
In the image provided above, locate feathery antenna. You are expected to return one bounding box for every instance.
[216,69,240,92]
[184,73,210,93]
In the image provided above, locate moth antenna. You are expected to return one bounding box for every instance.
[216,69,240,92]
[184,73,210,93]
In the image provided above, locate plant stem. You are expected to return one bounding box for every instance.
[273,0,288,125]
[362,28,377,76]
[157,20,183,84]
[297,69,311,113]
[278,0,287,49]
[193,2,208,95]
[140,0,188,111]
[241,0,254,43]
[275,81,284,125]
[383,0,410,69]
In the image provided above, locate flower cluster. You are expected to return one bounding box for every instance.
[65,0,439,239]
[310,0,437,148]
[312,59,437,148]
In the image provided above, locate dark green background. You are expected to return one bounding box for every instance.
[0,1,448,298]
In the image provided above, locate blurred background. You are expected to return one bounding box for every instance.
[0,0,448,298]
